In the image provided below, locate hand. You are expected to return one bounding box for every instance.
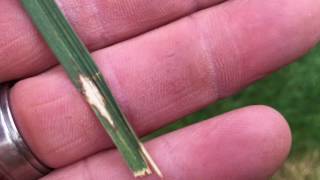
[1,0,319,179]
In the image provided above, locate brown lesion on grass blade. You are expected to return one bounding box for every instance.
[78,74,116,128]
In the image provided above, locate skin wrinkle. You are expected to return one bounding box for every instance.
[0,34,46,69]
[13,71,73,107]
[185,12,219,99]
[0,0,53,78]
[184,6,232,99]
[30,94,66,109]
[31,96,108,156]
[205,5,245,98]
[15,80,106,157]
[0,35,22,54]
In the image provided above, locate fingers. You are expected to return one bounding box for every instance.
[10,0,320,168]
[42,106,292,180]
[0,0,224,81]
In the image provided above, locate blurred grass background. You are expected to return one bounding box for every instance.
[146,44,320,179]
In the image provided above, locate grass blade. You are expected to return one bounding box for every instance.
[20,0,162,177]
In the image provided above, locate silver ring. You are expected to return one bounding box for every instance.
[0,84,51,180]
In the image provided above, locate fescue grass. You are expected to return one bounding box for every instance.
[21,1,161,176]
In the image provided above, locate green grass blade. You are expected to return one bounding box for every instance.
[20,0,162,177]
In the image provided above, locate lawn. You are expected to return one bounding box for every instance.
[146,43,320,179]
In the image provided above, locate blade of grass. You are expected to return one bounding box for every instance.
[20,0,162,178]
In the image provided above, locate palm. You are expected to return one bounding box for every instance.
[1,0,319,179]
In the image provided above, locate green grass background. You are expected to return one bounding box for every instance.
[146,44,320,179]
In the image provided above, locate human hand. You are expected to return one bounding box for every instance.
[1,0,319,179]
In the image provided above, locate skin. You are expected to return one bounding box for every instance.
[0,0,319,179]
